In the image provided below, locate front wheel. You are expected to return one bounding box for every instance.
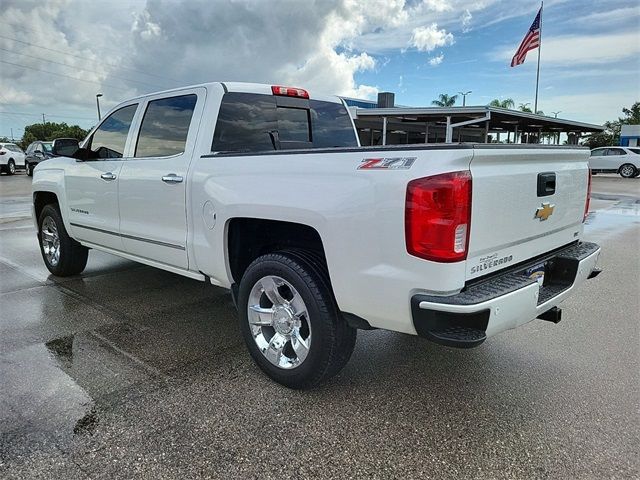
[238,251,356,389]
[619,163,637,178]
[26,163,34,176]
[38,204,89,276]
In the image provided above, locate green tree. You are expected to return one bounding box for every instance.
[0,136,11,143]
[518,103,532,113]
[489,98,515,109]
[432,93,458,107]
[19,122,89,149]
[582,102,640,149]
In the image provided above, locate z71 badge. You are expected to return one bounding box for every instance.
[358,157,416,170]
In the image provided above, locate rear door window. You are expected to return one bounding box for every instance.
[135,94,197,158]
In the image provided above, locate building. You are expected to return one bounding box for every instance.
[620,125,640,147]
[343,93,605,146]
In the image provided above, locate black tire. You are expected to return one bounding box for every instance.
[619,163,637,178]
[6,159,15,175]
[26,163,34,177]
[38,204,88,276]
[238,251,356,389]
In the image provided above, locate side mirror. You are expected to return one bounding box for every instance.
[52,138,80,157]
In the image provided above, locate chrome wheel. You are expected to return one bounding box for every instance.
[8,160,15,174]
[41,216,60,266]
[620,164,636,178]
[247,275,311,369]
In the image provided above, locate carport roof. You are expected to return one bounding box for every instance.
[353,105,605,133]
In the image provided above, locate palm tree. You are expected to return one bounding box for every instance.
[432,93,458,107]
[519,103,532,113]
[489,98,515,109]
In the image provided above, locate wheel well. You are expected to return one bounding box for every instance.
[33,191,59,220]
[228,218,327,283]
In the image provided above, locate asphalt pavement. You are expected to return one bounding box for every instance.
[0,171,638,479]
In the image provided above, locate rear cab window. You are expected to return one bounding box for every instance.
[212,92,357,153]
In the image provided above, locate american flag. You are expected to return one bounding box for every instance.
[511,7,542,67]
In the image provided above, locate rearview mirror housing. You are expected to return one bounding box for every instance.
[52,138,80,157]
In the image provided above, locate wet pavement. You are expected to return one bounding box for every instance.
[1,172,639,479]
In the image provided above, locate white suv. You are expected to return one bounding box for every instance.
[589,146,640,178]
[0,143,26,175]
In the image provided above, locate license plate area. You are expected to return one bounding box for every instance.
[524,262,546,286]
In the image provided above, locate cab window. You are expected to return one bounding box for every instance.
[134,94,197,158]
[87,104,138,159]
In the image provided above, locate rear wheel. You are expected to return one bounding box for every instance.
[619,163,637,178]
[7,159,15,175]
[38,204,88,276]
[26,163,34,176]
[238,251,356,389]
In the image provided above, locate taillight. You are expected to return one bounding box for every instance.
[405,171,472,262]
[271,85,309,99]
[583,168,592,222]
[0,151,5,155]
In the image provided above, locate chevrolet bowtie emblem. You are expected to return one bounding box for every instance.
[535,202,555,221]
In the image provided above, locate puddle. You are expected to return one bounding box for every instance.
[584,198,640,242]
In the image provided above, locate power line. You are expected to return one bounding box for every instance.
[0,34,182,84]
[0,111,96,121]
[0,59,133,92]
[0,47,167,90]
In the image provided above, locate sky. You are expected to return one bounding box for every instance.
[1,0,639,140]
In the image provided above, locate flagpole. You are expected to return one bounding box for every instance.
[534,1,543,114]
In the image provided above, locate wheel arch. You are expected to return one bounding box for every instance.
[226,217,329,286]
[33,191,60,221]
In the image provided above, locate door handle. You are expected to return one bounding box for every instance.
[537,172,556,197]
[162,174,183,184]
[100,172,117,181]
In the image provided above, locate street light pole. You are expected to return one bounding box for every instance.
[96,93,103,120]
[458,91,472,107]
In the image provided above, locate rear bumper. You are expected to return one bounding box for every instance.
[411,242,601,348]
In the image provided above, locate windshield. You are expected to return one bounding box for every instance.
[42,142,53,153]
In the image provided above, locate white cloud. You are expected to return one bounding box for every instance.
[429,53,445,66]
[410,24,454,52]
[461,9,472,31]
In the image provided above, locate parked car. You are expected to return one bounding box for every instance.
[0,142,26,175]
[25,141,54,177]
[589,146,640,178]
[31,82,601,389]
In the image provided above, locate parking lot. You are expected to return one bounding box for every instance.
[1,171,638,479]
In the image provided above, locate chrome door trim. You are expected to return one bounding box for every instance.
[70,222,185,250]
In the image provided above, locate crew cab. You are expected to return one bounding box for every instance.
[31,82,601,388]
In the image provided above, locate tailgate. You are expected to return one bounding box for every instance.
[466,146,590,280]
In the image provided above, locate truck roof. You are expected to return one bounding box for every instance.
[124,81,343,105]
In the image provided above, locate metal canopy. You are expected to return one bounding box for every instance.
[352,105,604,145]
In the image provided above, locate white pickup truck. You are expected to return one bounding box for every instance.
[32,82,601,388]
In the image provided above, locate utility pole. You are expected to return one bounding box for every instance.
[458,91,472,107]
[42,113,46,124]
[10,128,13,141]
